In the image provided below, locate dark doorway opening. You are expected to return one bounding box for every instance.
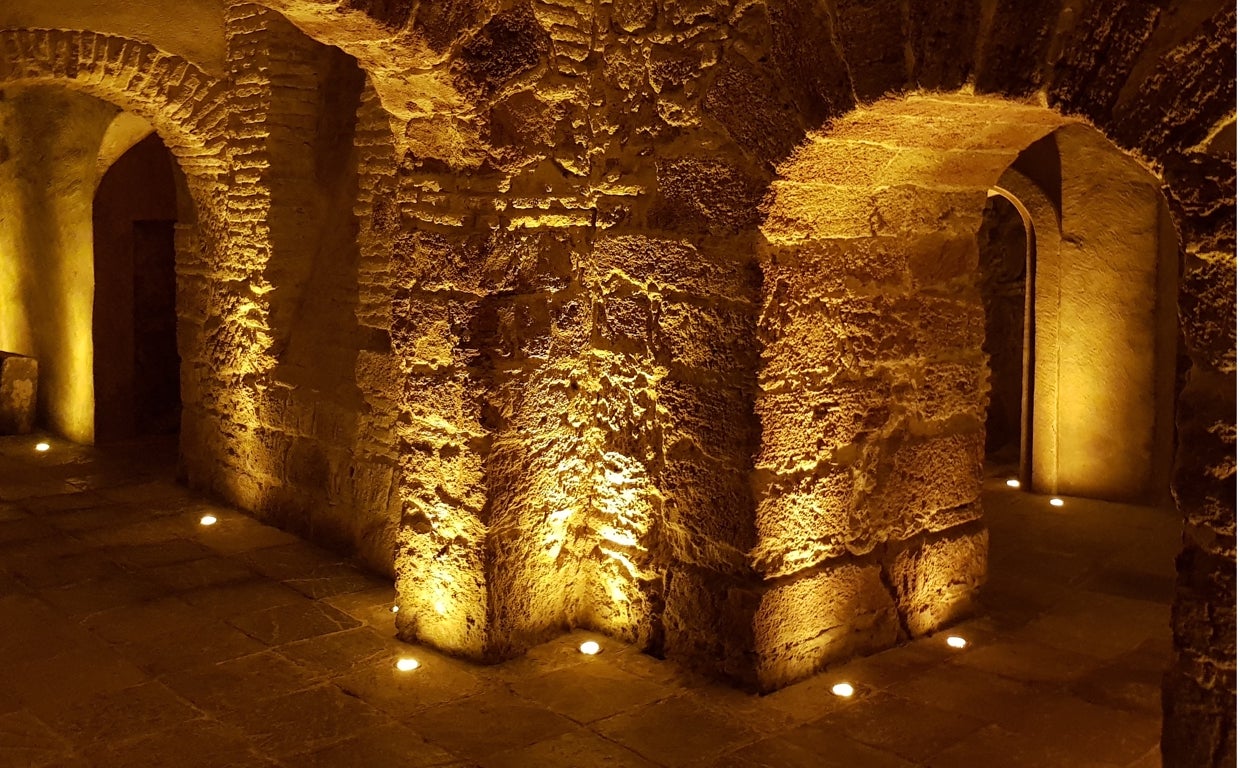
[976,193,1029,469]
[93,132,181,442]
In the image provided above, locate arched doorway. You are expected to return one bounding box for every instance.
[977,124,1180,505]
[93,127,183,442]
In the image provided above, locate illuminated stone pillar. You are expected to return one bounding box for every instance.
[0,87,118,443]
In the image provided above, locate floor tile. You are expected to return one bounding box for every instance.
[593,695,757,767]
[413,689,579,762]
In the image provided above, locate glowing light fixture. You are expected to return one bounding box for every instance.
[831,682,855,698]
[35,442,50,452]
[946,635,968,649]
[391,605,400,613]
[395,657,420,672]
[1005,479,1020,488]
[1049,498,1065,507]
[579,640,601,656]
[199,514,218,526]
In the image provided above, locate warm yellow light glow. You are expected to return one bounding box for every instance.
[395,657,420,671]
[391,605,400,613]
[1049,498,1065,507]
[579,640,601,656]
[199,514,218,526]
[34,442,49,452]
[1005,478,1020,488]
[946,635,968,649]
[831,682,855,698]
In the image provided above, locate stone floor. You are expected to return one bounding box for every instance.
[0,435,1177,768]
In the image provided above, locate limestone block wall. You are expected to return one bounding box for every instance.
[755,96,1072,688]
[182,5,404,575]
[206,0,1232,718]
[0,1,1232,758]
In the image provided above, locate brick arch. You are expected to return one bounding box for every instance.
[0,28,249,465]
[0,29,231,186]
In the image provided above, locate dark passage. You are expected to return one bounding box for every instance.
[93,132,181,442]
[976,193,1028,465]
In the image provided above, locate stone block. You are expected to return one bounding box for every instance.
[762,236,908,300]
[661,450,756,554]
[0,352,37,434]
[753,559,902,691]
[755,378,893,471]
[655,301,757,375]
[662,563,762,686]
[882,525,988,637]
[658,380,757,464]
[753,464,855,577]
[860,431,985,539]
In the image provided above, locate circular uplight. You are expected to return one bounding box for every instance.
[199,514,218,526]
[946,635,968,649]
[1005,479,1020,488]
[391,605,400,613]
[579,640,602,656]
[34,442,50,452]
[1049,498,1065,507]
[830,682,855,698]
[395,657,420,672]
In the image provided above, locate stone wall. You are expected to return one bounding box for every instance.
[0,0,1233,760]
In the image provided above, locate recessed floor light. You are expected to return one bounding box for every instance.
[1005,479,1020,488]
[831,682,855,697]
[395,657,420,671]
[35,442,49,452]
[391,605,400,613]
[946,635,968,649]
[199,514,218,526]
[579,640,601,655]
[1049,498,1065,507]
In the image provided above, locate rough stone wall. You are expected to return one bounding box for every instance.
[0,1,1232,754]
[182,5,405,576]
[225,0,1234,720]
[756,95,1071,688]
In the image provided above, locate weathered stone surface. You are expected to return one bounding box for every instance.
[0,10,1229,758]
[452,3,549,96]
[767,0,856,126]
[1111,6,1237,161]
[1048,0,1163,127]
[882,525,988,637]
[1180,253,1238,374]
[0,353,37,435]
[974,0,1063,95]
[1163,150,1237,256]
[908,0,980,91]
[753,560,902,691]
[833,0,909,102]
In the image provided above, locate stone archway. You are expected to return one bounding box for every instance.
[981,127,1180,505]
[0,29,230,180]
[0,29,238,454]
[753,91,1183,689]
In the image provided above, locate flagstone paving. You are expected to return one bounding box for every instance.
[0,435,1175,767]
